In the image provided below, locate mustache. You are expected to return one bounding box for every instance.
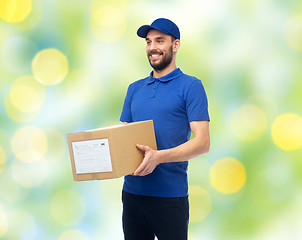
[148,51,163,56]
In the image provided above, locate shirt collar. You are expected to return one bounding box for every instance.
[147,68,183,84]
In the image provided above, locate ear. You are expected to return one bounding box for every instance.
[173,39,180,53]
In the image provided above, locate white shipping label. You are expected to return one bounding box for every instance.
[72,139,113,174]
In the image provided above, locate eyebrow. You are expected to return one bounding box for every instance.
[145,36,165,41]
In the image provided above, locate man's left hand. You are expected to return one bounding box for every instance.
[134,144,160,176]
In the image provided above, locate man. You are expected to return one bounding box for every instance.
[120,18,210,240]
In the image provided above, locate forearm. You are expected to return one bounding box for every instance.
[157,136,210,164]
[134,121,210,176]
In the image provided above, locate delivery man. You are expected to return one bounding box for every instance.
[120,18,210,240]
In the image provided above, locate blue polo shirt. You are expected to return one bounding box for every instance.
[120,68,209,197]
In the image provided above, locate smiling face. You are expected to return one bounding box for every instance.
[145,29,178,71]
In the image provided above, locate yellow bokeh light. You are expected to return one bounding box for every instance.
[7,75,46,113]
[11,126,48,162]
[188,185,212,222]
[231,104,267,141]
[5,75,45,122]
[210,157,246,194]
[0,205,8,238]
[0,0,32,23]
[13,0,42,31]
[90,5,126,42]
[50,190,86,226]
[0,146,6,174]
[4,95,37,122]
[58,229,90,240]
[271,113,302,151]
[284,15,302,52]
[32,48,69,85]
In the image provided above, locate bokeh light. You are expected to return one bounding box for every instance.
[7,75,45,113]
[58,229,90,240]
[11,126,48,162]
[90,0,127,42]
[0,146,6,174]
[284,14,302,52]
[4,95,37,123]
[50,189,86,226]
[4,75,46,122]
[271,113,302,151]
[0,0,301,239]
[0,0,32,23]
[32,48,69,85]
[210,157,246,194]
[189,185,212,222]
[230,104,267,141]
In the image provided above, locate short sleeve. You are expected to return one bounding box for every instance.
[185,80,210,122]
[120,84,133,123]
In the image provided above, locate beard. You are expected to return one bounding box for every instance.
[147,46,173,71]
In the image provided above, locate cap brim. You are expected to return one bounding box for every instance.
[137,25,152,38]
[137,25,173,38]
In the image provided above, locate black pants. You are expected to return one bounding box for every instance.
[122,190,189,240]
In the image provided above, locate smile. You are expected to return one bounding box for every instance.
[149,53,162,60]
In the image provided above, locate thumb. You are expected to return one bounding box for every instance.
[136,144,149,152]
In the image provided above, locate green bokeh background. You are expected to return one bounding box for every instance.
[1,0,302,239]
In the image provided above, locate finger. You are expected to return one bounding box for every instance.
[136,169,149,176]
[136,144,149,151]
[134,168,144,175]
[135,163,154,176]
[141,167,153,176]
[134,161,147,175]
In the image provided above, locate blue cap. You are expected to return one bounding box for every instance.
[137,18,180,40]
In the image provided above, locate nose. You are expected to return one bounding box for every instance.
[148,42,158,52]
[151,42,157,50]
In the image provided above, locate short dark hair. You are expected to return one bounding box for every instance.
[170,35,176,42]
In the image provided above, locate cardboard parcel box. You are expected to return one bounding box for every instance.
[67,120,157,181]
